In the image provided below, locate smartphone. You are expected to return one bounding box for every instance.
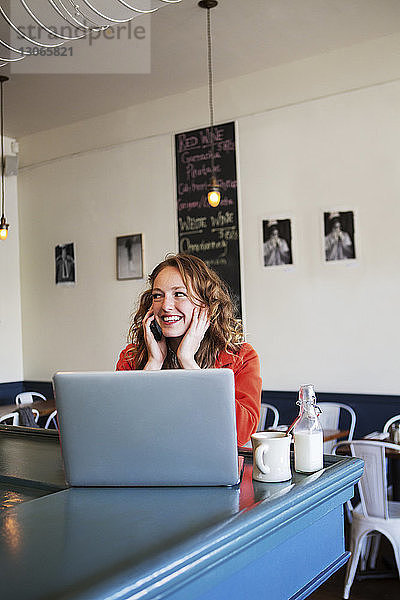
[150,319,163,341]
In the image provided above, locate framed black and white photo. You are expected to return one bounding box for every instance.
[117,234,143,280]
[55,242,76,285]
[262,218,293,268]
[323,211,356,262]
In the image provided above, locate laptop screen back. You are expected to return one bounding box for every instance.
[53,368,239,486]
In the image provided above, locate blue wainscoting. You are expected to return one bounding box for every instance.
[0,381,54,405]
[262,390,400,439]
[1,382,398,438]
[0,381,24,403]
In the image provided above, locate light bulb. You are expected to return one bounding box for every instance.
[208,189,220,207]
[0,216,9,240]
[207,176,220,207]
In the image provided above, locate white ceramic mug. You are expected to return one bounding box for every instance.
[251,431,292,483]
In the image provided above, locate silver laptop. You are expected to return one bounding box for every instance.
[53,369,240,487]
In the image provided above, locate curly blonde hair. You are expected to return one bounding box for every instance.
[127,253,243,369]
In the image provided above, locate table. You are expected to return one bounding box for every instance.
[0,398,56,420]
[0,426,362,600]
[323,429,349,442]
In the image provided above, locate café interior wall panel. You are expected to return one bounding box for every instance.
[18,135,176,380]
[238,80,400,395]
[0,137,23,383]
[15,31,400,393]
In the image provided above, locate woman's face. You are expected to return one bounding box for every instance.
[151,266,199,338]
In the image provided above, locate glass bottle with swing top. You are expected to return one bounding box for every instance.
[293,384,323,473]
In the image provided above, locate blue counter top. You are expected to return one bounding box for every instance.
[0,427,363,600]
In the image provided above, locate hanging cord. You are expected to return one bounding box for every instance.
[1,79,4,219]
[206,7,215,177]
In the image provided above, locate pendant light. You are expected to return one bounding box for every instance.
[199,0,221,208]
[0,75,9,241]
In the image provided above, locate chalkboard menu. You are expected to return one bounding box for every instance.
[175,121,242,317]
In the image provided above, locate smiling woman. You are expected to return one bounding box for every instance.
[116,253,262,446]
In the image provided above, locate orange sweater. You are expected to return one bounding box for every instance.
[116,342,262,447]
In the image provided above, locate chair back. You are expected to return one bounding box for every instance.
[334,440,400,519]
[0,412,19,425]
[318,402,356,453]
[15,392,47,406]
[383,414,400,433]
[45,410,58,430]
[242,403,280,447]
[257,403,279,431]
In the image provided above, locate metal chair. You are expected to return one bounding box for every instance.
[382,414,400,499]
[257,403,279,431]
[334,440,400,599]
[383,414,400,434]
[243,404,280,448]
[44,410,58,430]
[318,402,356,454]
[15,391,47,406]
[0,412,19,425]
[0,410,39,426]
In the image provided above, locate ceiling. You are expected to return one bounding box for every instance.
[2,0,400,138]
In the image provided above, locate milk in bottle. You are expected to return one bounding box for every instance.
[293,384,323,473]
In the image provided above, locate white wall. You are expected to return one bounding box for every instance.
[17,34,400,394]
[239,82,400,393]
[0,137,23,382]
[18,135,176,377]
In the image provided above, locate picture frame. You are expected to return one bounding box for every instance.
[261,217,294,269]
[323,210,356,264]
[55,242,76,285]
[116,234,143,280]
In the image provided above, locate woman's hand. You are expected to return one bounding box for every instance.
[143,309,167,370]
[176,306,210,369]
